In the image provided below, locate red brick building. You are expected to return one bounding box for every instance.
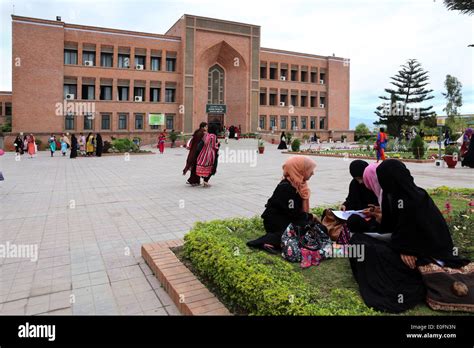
[9,14,351,146]
[0,91,12,128]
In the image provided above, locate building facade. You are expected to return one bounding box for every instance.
[0,91,12,128]
[9,14,351,146]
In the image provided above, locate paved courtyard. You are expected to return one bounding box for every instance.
[0,139,473,315]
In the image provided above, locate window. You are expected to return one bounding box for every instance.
[280,116,287,130]
[118,114,128,130]
[291,116,298,130]
[311,71,317,83]
[320,73,326,84]
[280,94,288,105]
[260,65,267,79]
[0,103,2,116]
[135,114,144,130]
[82,85,95,100]
[259,91,266,105]
[269,66,277,80]
[134,87,145,101]
[208,64,224,104]
[5,102,12,116]
[151,57,161,71]
[64,49,78,65]
[165,88,176,102]
[84,114,93,130]
[310,96,316,107]
[291,94,298,107]
[269,93,277,106]
[301,117,307,130]
[270,116,277,129]
[100,86,112,100]
[63,84,77,99]
[101,53,113,67]
[118,86,129,101]
[291,68,298,81]
[166,114,174,130]
[310,117,316,130]
[280,68,288,79]
[82,51,96,66]
[65,113,75,130]
[118,54,130,68]
[301,95,307,107]
[320,117,326,130]
[259,115,266,130]
[135,55,145,69]
[150,88,161,102]
[320,96,326,107]
[101,114,110,130]
[166,57,176,72]
[301,70,308,82]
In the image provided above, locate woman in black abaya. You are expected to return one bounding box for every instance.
[349,159,467,313]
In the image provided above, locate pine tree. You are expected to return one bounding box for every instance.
[374,59,435,136]
[444,0,474,15]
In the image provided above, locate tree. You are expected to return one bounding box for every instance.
[354,123,370,140]
[442,75,463,116]
[374,59,435,136]
[443,0,474,15]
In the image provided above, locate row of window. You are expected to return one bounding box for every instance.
[260,62,326,83]
[0,102,12,116]
[64,113,175,131]
[64,48,177,71]
[260,91,326,108]
[259,115,326,131]
[63,82,176,102]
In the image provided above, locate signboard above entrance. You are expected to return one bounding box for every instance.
[206,104,226,114]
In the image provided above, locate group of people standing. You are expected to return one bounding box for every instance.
[14,134,37,158]
[48,133,103,158]
[183,122,220,188]
[246,155,472,313]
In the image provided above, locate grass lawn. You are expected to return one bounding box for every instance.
[177,187,473,315]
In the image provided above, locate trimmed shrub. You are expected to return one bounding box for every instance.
[183,217,376,316]
[444,145,459,156]
[291,138,301,152]
[111,138,138,153]
[411,135,425,159]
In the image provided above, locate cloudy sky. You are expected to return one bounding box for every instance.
[0,0,472,129]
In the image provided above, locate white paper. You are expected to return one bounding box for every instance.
[332,210,366,221]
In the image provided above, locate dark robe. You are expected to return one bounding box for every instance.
[349,159,468,313]
[343,179,378,211]
[183,128,205,184]
[277,133,287,150]
[95,134,103,157]
[229,126,235,139]
[14,137,24,154]
[247,179,313,249]
[70,135,78,158]
[461,136,474,168]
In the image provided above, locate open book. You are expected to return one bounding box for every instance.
[332,210,366,221]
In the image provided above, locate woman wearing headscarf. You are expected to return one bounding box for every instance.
[95,133,103,157]
[70,134,78,159]
[196,124,220,187]
[247,156,317,253]
[183,122,207,186]
[349,159,468,313]
[86,133,95,156]
[14,134,24,155]
[342,160,379,233]
[277,131,287,150]
[461,128,473,168]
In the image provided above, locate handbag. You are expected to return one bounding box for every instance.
[321,209,346,241]
[418,261,474,313]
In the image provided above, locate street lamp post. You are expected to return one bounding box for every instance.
[436,116,446,167]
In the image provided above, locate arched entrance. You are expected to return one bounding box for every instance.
[207,64,225,132]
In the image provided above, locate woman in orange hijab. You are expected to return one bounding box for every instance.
[247,156,317,253]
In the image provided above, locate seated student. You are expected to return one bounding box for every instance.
[340,160,379,233]
[247,156,317,254]
[349,159,469,313]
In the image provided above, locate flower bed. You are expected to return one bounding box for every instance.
[174,188,472,316]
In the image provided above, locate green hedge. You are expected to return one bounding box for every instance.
[183,217,376,316]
